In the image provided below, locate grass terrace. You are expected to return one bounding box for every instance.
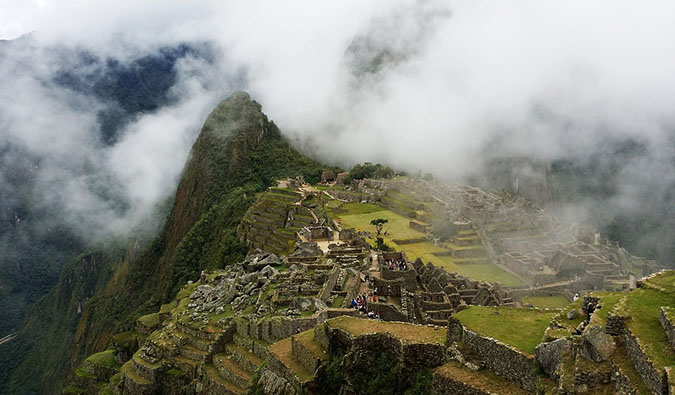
[268,337,314,382]
[642,270,675,293]
[521,295,570,309]
[85,349,120,370]
[453,306,558,355]
[326,316,446,344]
[337,209,425,240]
[328,201,527,287]
[619,287,675,370]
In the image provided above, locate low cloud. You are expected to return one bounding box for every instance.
[1,1,674,262]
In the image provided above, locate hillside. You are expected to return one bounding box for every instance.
[0,91,328,394]
[0,38,213,340]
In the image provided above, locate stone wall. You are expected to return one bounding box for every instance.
[257,369,299,395]
[366,302,408,322]
[659,307,675,351]
[447,318,538,392]
[372,277,405,296]
[381,268,418,289]
[317,266,340,302]
[611,360,640,395]
[622,326,667,394]
[292,336,322,373]
[393,237,427,245]
[265,350,303,392]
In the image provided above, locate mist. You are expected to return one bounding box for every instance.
[1,0,675,263]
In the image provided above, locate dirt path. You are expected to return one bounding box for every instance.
[0,332,16,346]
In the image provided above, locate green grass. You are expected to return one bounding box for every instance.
[552,298,585,332]
[331,202,385,216]
[85,349,121,369]
[454,306,558,355]
[620,287,675,369]
[433,255,525,287]
[589,291,625,327]
[337,208,425,240]
[643,270,675,293]
[521,295,570,309]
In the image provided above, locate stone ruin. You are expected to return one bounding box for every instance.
[299,225,333,241]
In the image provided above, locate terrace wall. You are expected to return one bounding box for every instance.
[659,307,675,351]
[366,302,408,322]
[622,325,667,394]
[447,318,538,392]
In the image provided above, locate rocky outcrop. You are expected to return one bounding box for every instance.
[536,337,572,379]
[580,325,616,363]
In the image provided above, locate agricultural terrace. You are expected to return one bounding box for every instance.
[614,271,675,370]
[453,306,558,355]
[327,199,525,287]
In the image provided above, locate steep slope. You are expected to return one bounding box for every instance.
[0,92,327,394]
[0,38,213,340]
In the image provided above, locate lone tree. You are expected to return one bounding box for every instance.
[370,218,388,236]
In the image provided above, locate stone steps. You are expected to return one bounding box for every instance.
[213,353,253,389]
[226,343,263,374]
[204,364,247,395]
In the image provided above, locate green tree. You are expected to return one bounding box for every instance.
[370,218,388,236]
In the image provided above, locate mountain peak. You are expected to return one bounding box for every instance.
[202,91,268,140]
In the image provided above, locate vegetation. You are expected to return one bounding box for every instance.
[404,368,433,395]
[347,352,400,395]
[370,218,388,236]
[343,162,394,184]
[453,306,558,355]
[0,92,328,394]
[317,355,344,394]
[619,287,675,369]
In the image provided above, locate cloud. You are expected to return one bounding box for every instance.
[1,0,674,261]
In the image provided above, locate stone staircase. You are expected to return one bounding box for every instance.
[266,328,328,391]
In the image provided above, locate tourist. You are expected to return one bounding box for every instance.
[373,294,377,302]
[373,287,378,296]
[351,299,356,308]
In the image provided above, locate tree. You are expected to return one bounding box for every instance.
[370,218,388,236]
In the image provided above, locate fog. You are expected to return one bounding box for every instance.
[1,0,674,261]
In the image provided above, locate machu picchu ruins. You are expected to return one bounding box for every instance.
[64,173,674,394]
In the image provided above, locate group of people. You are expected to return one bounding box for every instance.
[385,258,408,271]
[349,293,381,320]
[350,293,369,311]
